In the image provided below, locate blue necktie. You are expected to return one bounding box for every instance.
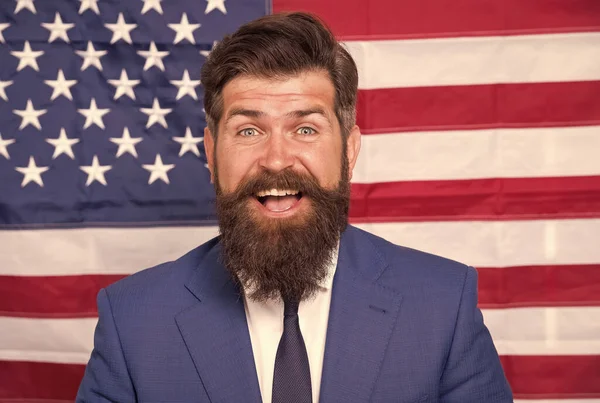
[272,298,312,403]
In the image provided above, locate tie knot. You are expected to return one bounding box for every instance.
[283,298,300,316]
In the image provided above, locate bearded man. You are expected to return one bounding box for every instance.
[77,12,513,403]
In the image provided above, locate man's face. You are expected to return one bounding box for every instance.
[204,70,361,301]
[205,70,360,218]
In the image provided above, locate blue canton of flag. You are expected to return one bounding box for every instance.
[0,0,268,226]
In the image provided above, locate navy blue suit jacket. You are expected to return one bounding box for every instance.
[77,225,513,402]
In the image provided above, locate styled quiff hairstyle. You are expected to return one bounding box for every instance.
[200,12,359,138]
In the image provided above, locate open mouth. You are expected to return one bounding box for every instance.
[255,189,303,213]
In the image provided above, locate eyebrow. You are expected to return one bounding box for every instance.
[285,107,328,120]
[224,108,265,125]
[224,107,330,125]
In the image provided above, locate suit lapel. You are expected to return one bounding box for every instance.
[319,227,403,403]
[175,244,262,403]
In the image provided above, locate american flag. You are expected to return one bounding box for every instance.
[1,0,599,401]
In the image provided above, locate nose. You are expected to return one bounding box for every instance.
[258,132,295,173]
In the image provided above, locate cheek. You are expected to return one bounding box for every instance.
[215,145,256,193]
[299,143,343,188]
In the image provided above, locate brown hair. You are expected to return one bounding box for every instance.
[200,12,358,138]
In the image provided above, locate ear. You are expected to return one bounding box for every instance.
[204,126,215,183]
[345,125,361,181]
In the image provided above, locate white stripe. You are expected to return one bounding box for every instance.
[485,307,600,356]
[345,32,600,89]
[355,219,600,268]
[0,225,218,276]
[0,317,96,364]
[1,307,598,364]
[2,219,599,276]
[353,126,600,183]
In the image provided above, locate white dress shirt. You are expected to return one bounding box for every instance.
[242,248,339,403]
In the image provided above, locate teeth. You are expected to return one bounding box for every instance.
[255,189,299,197]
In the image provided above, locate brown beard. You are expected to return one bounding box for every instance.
[214,156,350,302]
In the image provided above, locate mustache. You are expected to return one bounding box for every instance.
[224,169,325,198]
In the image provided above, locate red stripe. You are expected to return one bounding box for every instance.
[0,275,125,318]
[478,265,600,308]
[501,355,600,398]
[1,356,598,400]
[3,264,600,318]
[0,361,85,401]
[273,0,600,40]
[356,81,600,134]
[350,176,600,222]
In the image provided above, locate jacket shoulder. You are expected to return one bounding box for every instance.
[347,225,472,289]
[103,236,220,304]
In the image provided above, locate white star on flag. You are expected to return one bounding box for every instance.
[45,128,80,160]
[78,98,110,129]
[200,40,218,58]
[141,98,172,128]
[0,80,12,101]
[44,69,77,101]
[143,154,175,184]
[137,42,169,71]
[10,41,44,72]
[170,70,200,100]
[15,157,49,187]
[168,13,200,44]
[15,0,36,14]
[0,23,9,43]
[79,0,100,14]
[141,0,163,15]
[173,127,203,157]
[105,13,137,44]
[13,99,47,130]
[80,155,112,186]
[0,133,16,159]
[41,12,75,43]
[110,127,143,158]
[205,0,227,14]
[108,69,140,100]
[76,41,107,71]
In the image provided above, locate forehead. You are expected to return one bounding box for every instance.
[221,70,336,115]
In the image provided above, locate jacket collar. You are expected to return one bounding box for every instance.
[176,226,402,403]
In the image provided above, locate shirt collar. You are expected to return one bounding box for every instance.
[319,242,339,291]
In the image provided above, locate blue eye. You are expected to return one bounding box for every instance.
[239,128,258,137]
[297,127,316,135]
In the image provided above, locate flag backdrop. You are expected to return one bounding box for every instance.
[1,0,599,401]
